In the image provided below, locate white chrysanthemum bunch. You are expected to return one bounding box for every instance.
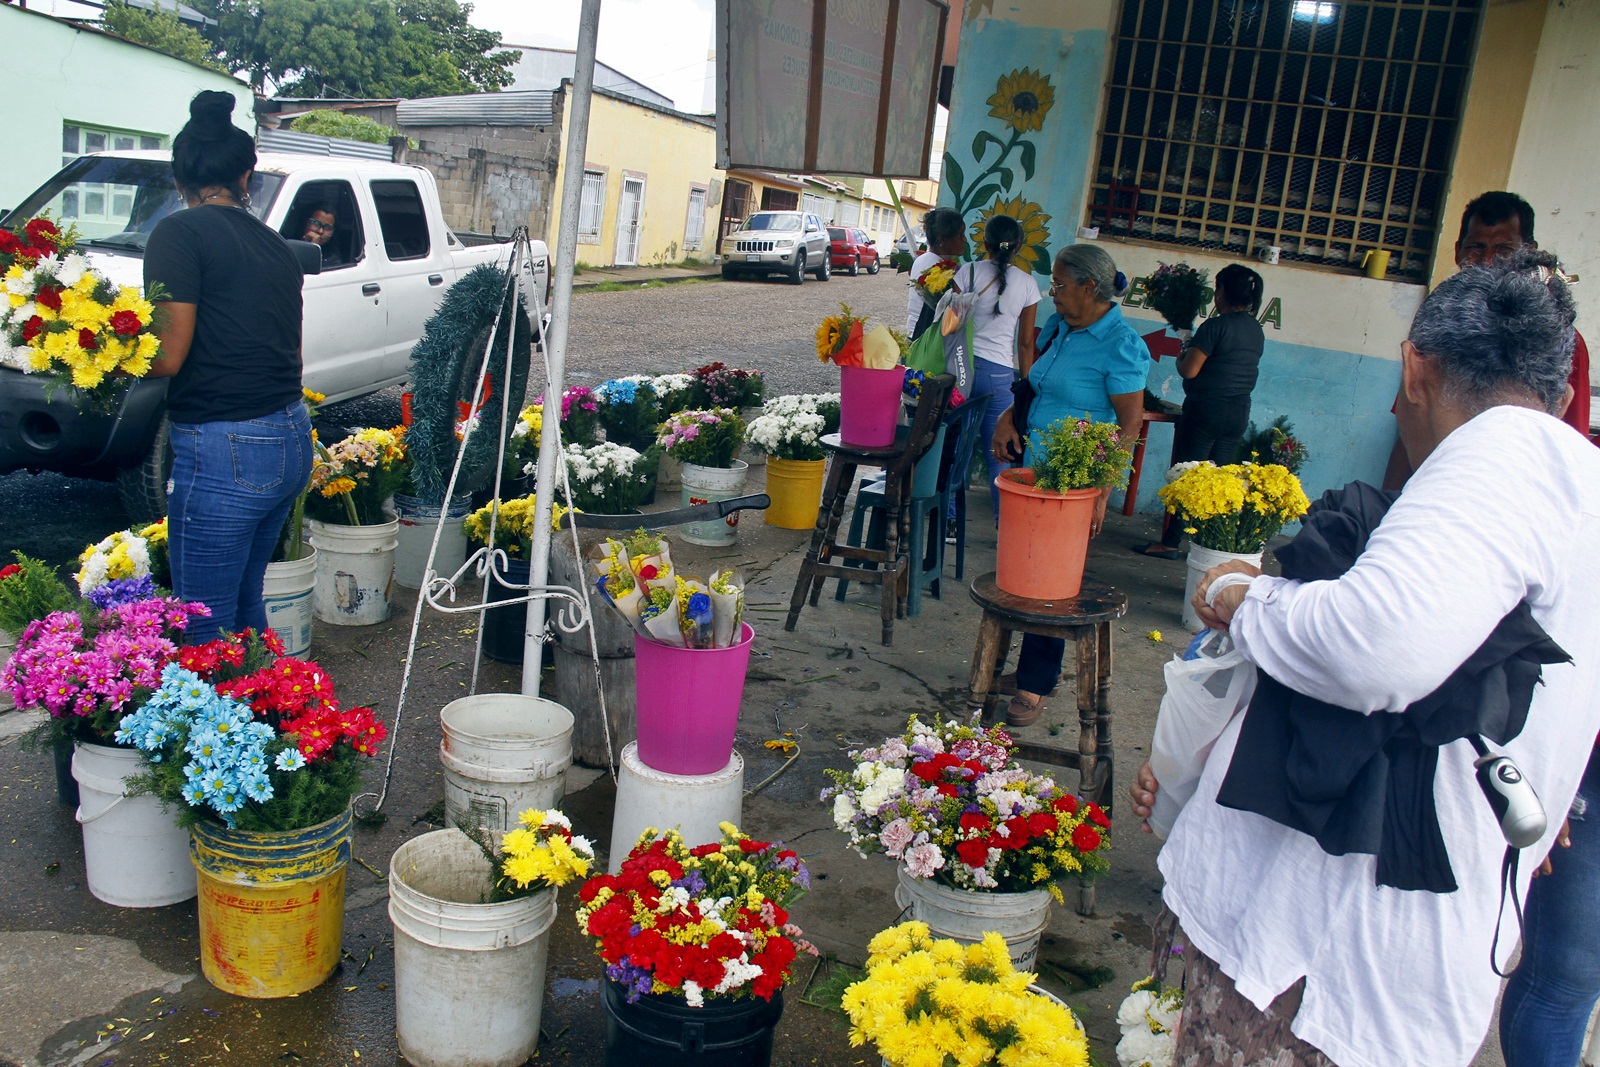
[743,410,826,461]
[1115,985,1183,1067]
[75,529,153,594]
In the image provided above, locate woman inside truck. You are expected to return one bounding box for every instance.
[143,90,313,644]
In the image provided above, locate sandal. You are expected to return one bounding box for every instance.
[1130,542,1182,560]
[1005,692,1044,728]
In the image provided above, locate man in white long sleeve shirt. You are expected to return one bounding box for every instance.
[1136,250,1600,1067]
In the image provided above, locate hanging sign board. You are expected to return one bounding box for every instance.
[716,0,948,179]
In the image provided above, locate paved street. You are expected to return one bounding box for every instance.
[0,269,917,567]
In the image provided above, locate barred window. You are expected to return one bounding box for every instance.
[685,187,707,250]
[1087,0,1481,280]
[578,170,606,241]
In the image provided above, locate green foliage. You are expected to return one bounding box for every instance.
[1028,417,1133,492]
[103,1,228,71]
[290,109,400,146]
[0,554,76,634]
[202,0,518,97]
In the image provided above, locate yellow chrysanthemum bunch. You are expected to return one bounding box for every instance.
[74,528,152,594]
[1159,461,1310,553]
[843,922,1089,1067]
[494,807,594,898]
[306,426,410,525]
[461,497,574,557]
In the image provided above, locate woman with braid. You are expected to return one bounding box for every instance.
[951,214,1042,520]
[1134,263,1266,559]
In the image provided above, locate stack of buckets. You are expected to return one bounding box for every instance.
[389,693,576,1067]
[608,623,757,872]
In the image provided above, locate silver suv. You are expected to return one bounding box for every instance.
[719,210,831,284]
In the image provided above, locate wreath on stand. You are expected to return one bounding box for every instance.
[405,263,535,503]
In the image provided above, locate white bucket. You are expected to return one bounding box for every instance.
[1182,543,1264,632]
[393,493,474,591]
[0,628,13,712]
[656,452,683,491]
[309,516,398,627]
[893,867,1052,972]
[72,743,197,908]
[262,548,316,658]
[679,460,748,547]
[439,694,574,833]
[608,741,743,874]
[389,830,559,1067]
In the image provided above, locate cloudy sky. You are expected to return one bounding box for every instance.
[468,0,717,113]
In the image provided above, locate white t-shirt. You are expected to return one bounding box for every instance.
[1159,406,1600,1067]
[951,260,1042,369]
[904,250,946,334]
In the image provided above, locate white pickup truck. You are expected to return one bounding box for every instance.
[0,151,549,518]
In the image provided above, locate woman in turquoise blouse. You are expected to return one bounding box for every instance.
[990,244,1147,725]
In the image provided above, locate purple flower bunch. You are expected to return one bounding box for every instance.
[85,574,157,612]
[1,597,210,743]
[559,385,598,421]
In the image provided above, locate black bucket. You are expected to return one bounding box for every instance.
[601,980,782,1067]
[53,739,79,808]
[478,558,555,671]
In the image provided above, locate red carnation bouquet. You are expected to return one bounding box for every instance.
[823,716,1112,898]
[575,823,815,1007]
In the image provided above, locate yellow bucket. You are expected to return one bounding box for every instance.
[764,457,827,529]
[190,807,352,998]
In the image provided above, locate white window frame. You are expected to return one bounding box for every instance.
[59,121,165,227]
[684,185,708,252]
[577,167,607,244]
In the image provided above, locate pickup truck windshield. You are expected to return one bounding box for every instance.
[3,156,284,253]
[743,213,801,232]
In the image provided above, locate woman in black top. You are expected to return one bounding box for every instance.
[1134,264,1266,558]
[144,91,312,642]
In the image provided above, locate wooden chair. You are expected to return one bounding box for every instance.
[784,374,955,646]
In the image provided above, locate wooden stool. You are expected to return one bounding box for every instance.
[785,375,954,646]
[966,572,1128,915]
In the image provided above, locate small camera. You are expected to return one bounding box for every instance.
[1473,746,1548,850]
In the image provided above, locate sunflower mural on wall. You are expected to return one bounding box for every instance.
[945,68,1057,275]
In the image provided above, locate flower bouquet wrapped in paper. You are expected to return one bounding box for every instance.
[913,258,958,307]
[708,570,744,649]
[818,304,901,371]
[620,529,674,591]
[638,586,683,647]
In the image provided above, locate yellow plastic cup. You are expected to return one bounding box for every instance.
[1361,249,1391,278]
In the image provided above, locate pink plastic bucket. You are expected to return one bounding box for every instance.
[839,366,903,447]
[633,624,755,775]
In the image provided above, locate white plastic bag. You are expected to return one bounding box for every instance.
[1147,629,1257,839]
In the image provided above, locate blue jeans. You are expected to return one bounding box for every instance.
[167,401,312,644]
[1501,747,1600,1067]
[965,357,1016,519]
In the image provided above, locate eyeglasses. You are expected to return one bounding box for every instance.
[306,220,334,234]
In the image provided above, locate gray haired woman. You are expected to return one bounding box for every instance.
[988,242,1146,725]
[1131,249,1600,1067]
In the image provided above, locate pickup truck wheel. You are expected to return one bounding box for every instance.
[867,256,880,275]
[815,256,831,281]
[789,253,806,285]
[116,415,173,524]
[849,256,860,276]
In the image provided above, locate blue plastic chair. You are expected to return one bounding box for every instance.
[836,399,985,615]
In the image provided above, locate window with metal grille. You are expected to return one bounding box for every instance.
[684,187,707,250]
[1087,0,1481,280]
[578,169,605,241]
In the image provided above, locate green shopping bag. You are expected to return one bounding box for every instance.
[905,316,946,374]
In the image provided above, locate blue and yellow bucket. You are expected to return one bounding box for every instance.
[189,806,352,998]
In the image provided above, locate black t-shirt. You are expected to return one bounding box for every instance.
[1184,310,1265,402]
[144,205,304,423]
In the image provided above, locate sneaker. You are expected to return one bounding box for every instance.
[944,520,959,545]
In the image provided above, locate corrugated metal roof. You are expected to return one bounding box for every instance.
[396,92,558,128]
[257,127,393,161]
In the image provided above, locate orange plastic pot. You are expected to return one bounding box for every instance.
[994,469,1099,601]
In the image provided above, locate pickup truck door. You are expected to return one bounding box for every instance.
[369,177,454,379]
[286,177,389,401]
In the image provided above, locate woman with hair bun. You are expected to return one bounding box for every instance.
[1134,262,1266,558]
[144,90,312,644]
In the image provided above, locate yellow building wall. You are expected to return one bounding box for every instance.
[550,91,724,268]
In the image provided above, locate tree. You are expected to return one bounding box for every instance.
[102,1,228,72]
[199,0,518,98]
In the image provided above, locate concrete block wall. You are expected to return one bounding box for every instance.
[397,123,562,239]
